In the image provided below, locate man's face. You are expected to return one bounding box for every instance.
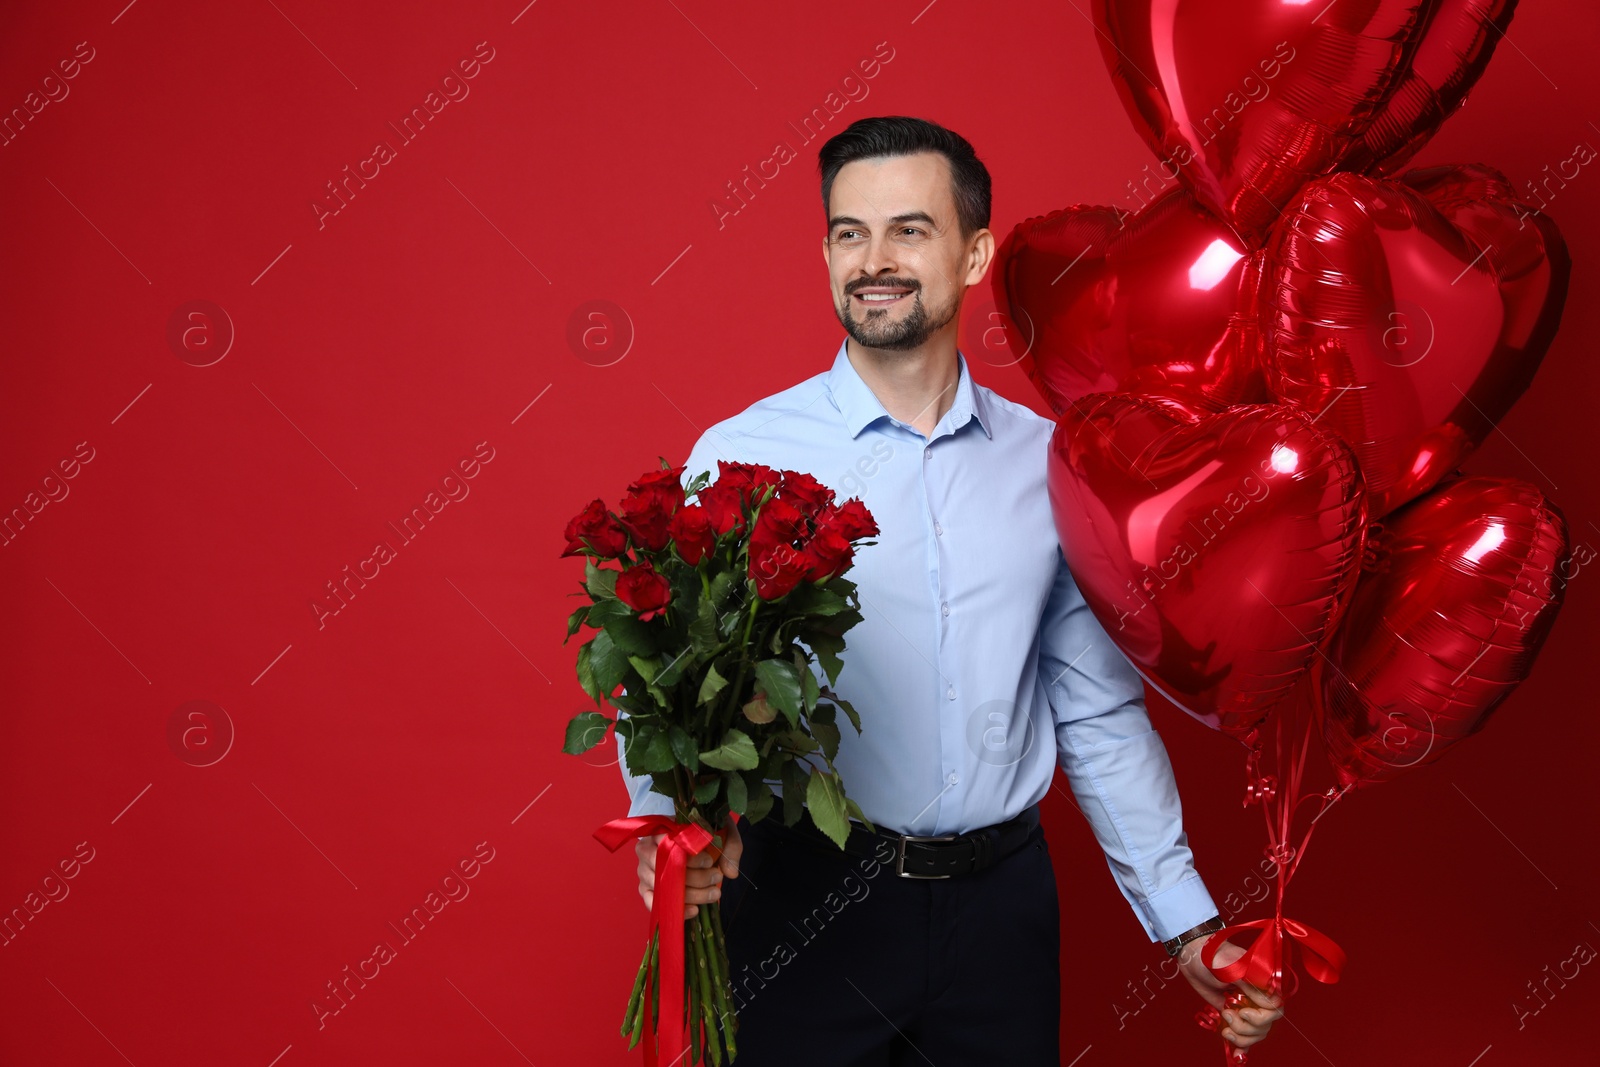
[823,152,992,353]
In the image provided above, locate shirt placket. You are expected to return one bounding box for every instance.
[920,422,963,835]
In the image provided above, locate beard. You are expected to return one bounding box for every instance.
[836,282,959,352]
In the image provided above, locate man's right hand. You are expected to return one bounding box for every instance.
[635,814,743,920]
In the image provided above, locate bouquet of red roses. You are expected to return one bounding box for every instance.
[561,459,879,1065]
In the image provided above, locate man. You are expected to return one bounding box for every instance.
[619,116,1283,1063]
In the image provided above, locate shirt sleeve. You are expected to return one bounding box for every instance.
[1037,543,1220,943]
[613,431,728,818]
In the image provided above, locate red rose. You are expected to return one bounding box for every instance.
[615,562,672,619]
[750,495,808,552]
[668,503,716,566]
[779,470,835,517]
[697,482,747,536]
[619,495,672,552]
[627,465,688,509]
[618,464,687,552]
[749,540,809,600]
[820,498,879,542]
[801,524,854,581]
[715,461,781,508]
[561,498,629,558]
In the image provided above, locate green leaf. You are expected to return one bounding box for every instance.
[806,768,850,848]
[564,604,590,641]
[786,583,849,617]
[628,654,659,684]
[589,630,629,695]
[697,663,728,706]
[625,726,677,774]
[844,795,876,835]
[806,771,857,844]
[773,729,818,756]
[689,597,719,656]
[811,719,841,763]
[686,469,712,496]
[668,725,699,773]
[834,695,862,734]
[562,711,610,755]
[585,596,629,629]
[781,760,807,826]
[726,772,748,815]
[694,775,721,806]
[745,779,774,823]
[575,642,599,703]
[605,613,659,657]
[806,631,846,686]
[655,649,689,690]
[753,659,803,727]
[797,652,820,712]
[699,729,759,771]
[585,559,617,599]
[708,569,737,613]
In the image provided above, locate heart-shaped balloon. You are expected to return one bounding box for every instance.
[1318,476,1568,790]
[993,186,1269,416]
[1091,0,1518,241]
[1341,0,1518,175]
[1261,164,1569,518]
[1048,392,1368,741]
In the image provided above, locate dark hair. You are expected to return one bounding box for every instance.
[817,116,991,238]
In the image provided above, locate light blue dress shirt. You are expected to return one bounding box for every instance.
[616,339,1219,942]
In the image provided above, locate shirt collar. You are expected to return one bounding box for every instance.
[825,338,994,441]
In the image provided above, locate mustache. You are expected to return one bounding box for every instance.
[846,278,920,295]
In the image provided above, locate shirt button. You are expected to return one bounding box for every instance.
[946,686,956,700]
[941,602,950,616]
[924,447,932,459]
[947,771,960,786]
[934,521,943,536]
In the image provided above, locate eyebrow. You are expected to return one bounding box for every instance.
[827,211,939,230]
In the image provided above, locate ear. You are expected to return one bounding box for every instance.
[964,227,996,287]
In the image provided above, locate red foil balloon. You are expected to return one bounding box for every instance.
[1319,476,1569,789]
[1091,0,1517,242]
[1343,0,1518,175]
[1092,0,1423,240]
[993,187,1268,415]
[1261,164,1569,518]
[1047,392,1367,740]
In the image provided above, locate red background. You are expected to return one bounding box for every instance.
[2,2,1596,1063]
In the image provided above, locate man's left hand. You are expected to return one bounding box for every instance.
[1175,933,1285,1051]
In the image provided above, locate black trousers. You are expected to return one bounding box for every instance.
[715,808,1062,1065]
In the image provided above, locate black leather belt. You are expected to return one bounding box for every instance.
[768,803,1042,879]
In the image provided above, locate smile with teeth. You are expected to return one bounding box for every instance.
[855,289,913,304]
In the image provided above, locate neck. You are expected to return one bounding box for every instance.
[844,336,961,439]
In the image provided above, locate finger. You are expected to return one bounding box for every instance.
[1239,981,1283,1010]
[685,902,699,920]
[721,825,744,879]
[684,867,723,890]
[684,882,724,905]
[1222,1009,1267,1039]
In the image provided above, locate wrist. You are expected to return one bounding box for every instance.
[1162,915,1225,957]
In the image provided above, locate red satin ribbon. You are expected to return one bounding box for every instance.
[1199,915,1346,993]
[594,815,715,1067]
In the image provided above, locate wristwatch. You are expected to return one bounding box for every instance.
[1162,915,1225,957]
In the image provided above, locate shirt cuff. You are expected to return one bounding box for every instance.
[1137,873,1221,944]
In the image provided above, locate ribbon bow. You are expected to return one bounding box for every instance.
[1199,915,1346,995]
[594,815,715,1067]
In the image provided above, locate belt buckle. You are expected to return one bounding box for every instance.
[894,832,961,879]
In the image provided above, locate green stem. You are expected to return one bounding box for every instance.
[692,910,720,1066]
[720,591,762,731]
[621,933,651,1037]
[626,928,658,1050]
[703,901,734,1063]
[688,917,702,1065]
